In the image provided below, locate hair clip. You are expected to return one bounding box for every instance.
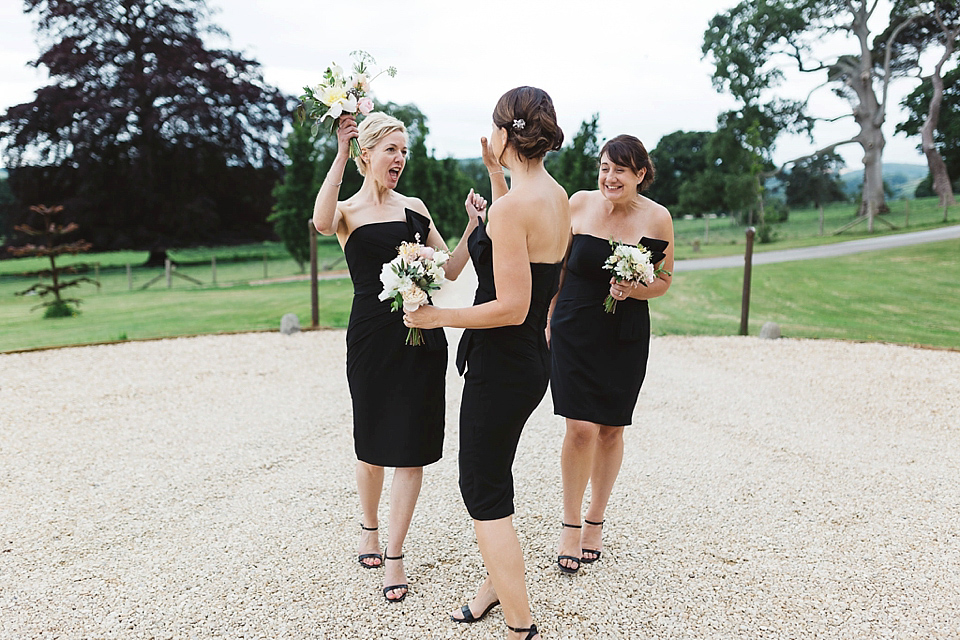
[512,119,525,130]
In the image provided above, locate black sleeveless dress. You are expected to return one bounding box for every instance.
[455,218,562,521]
[550,234,668,427]
[343,208,447,467]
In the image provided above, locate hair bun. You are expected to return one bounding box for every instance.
[493,87,564,161]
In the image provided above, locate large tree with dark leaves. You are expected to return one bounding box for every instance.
[0,0,290,259]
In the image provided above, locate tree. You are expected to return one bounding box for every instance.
[0,0,290,258]
[546,114,601,196]
[9,204,98,317]
[703,0,921,231]
[269,122,320,272]
[889,0,960,208]
[784,152,848,208]
[648,130,712,209]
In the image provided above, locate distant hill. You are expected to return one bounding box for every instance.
[840,163,928,199]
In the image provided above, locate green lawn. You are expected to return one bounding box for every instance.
[672,197,957,260]
[1,201,958,352]
[652,238,960,349]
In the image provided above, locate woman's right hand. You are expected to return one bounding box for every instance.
[337,115,359,158]
[480,136,499,173]
[465,189,487,219]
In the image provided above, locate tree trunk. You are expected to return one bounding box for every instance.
[923,41,956,208]
[144,249,169,268]
[849,2,889,232]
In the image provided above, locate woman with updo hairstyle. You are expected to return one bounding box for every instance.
[548,133,674,575]
[313,111,484,603]
[405,86,568,640]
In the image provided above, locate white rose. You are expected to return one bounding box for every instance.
[401,286,428,312]
[378,263,402,301]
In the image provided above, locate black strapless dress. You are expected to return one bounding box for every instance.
[343,208,447,467]
[550,234,668,427]
[455,218,562,521]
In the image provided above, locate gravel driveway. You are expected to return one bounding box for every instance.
[2,326,959,639]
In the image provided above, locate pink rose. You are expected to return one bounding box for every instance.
[357,97,374,115]
[419,246,435,260]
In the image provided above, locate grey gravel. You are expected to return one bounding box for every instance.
[2,293,959,638]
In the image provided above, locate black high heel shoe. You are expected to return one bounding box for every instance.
[357,525,382,568]
[451,598,500,623]
[357,524,383,569]
[507,622,539,639]
[382,552,408,602]
[557,522,581,574]
[581,519,604,564]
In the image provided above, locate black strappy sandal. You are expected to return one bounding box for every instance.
[357,525,382,568]
[382,552,408,602]
[557,522,581,574]
[451,598,500,623]
[580,519,604,564]
[507,622,539,639]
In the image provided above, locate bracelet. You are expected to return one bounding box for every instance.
[488,170,504,177]
[329,181,342,187]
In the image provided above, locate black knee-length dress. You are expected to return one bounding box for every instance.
[343,208,447,467]
[456,218,562,521]
[550,234,668,427]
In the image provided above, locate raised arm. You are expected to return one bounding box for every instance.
[481,136,509,202]
[312,115,358,235]
[442,190,485,281]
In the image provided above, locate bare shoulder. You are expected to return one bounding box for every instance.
[641,196,672,224]
[401,194,432,219]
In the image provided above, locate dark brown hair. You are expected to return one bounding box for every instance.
[600,135,655,193]
[492,86,564,162]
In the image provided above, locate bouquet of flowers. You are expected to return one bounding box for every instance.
[379,235,450,345]
[601,240,671,313]
[296,50,397,157]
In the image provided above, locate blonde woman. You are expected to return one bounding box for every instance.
[313,112,481,602]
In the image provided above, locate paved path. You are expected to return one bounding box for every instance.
[675,224,960,271]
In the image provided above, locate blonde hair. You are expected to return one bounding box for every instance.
[353,112,408,176]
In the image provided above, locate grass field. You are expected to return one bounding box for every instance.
[1,197,957,352]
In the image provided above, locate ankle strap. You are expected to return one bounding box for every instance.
[385,553,404,561]
[507,623,538,639]
[561,522,582,529]
[584,519,604,527]
[360,524,378,531]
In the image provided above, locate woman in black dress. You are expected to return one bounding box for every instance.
[549,135,675,574]
[313,112,478,602]
[405,87,568,640]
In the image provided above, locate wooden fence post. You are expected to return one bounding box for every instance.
[165,258,172,289]
[740,227,756,336]
[127,263,132,290]
[309,219,319,328]
[211,256,217,286]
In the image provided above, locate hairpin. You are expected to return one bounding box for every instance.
[512,119,525,130]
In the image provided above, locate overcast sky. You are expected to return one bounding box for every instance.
[0,0,941,172]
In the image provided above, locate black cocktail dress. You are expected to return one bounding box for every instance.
[550,234,668,427]
[456,218,562,520]
[343,208,447,467]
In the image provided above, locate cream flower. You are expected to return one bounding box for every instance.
[401,286,428,312]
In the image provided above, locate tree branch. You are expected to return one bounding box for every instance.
[881,12,921,117]
[764,138,861,178]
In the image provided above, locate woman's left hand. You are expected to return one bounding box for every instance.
[609,278,635,301]
[404,305,443,329]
